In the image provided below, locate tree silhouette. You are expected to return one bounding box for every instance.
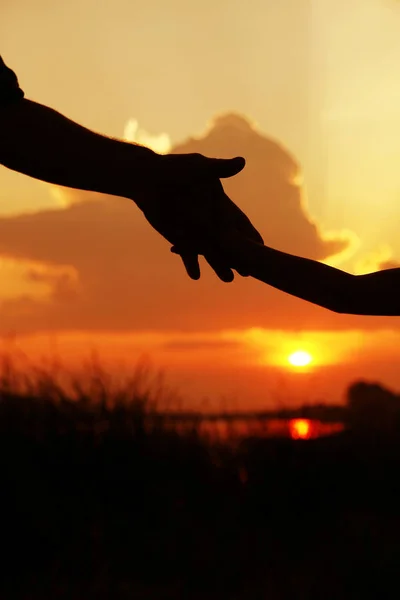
[346,380,400,435]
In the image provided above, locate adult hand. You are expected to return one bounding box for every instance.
[134,152,263,281]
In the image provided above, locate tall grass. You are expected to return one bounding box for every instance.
[1,352,400,599]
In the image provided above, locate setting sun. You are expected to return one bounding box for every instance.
[289,419,312,440]
[287,350,313,368]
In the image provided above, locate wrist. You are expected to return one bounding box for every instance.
[117,143,162,206]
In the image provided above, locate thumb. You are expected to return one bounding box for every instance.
[207,156,246,179]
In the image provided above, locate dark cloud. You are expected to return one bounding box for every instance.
[0,113,397,334]
[162,338,242,352]
[379,260,400,271]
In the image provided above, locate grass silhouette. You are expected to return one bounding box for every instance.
[1,353,400,599]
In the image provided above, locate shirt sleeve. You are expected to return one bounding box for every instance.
[0,56,25,106]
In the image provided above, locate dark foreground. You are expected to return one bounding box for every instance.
[1,388,400,599]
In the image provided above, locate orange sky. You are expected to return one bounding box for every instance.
[2,0,400,409]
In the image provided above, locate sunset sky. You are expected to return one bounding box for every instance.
[2,0,400,409]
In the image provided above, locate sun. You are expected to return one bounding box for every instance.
[289,419,312,440]
[287,350,313,368]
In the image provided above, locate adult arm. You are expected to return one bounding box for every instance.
[0,56,262,281]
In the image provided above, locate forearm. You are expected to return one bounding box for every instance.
[0,98,158,203]
[242,243,400,316]
[244,243,358,314]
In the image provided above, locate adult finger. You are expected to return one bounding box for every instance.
[203,251,235,283]
[171,247,201,280]
[172,245,234,282]
[205,227,249,277]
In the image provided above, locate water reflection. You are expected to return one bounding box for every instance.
[161,416,344,442]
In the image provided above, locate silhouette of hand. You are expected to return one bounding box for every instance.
[210,229,266,278]
[135,152,263,281]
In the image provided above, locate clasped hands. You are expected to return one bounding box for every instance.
[131,151,263,281]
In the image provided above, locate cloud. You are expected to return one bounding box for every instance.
[0,112,396,335]
[0,256,78,301]
[47,184,102,208]
[162,338,242,352]
[123,118,172,154]
[353,245,400,275]
[379,260,400,271]
[173,113,355,262]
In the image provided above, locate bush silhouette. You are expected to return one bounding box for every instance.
[346,380,400,435]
